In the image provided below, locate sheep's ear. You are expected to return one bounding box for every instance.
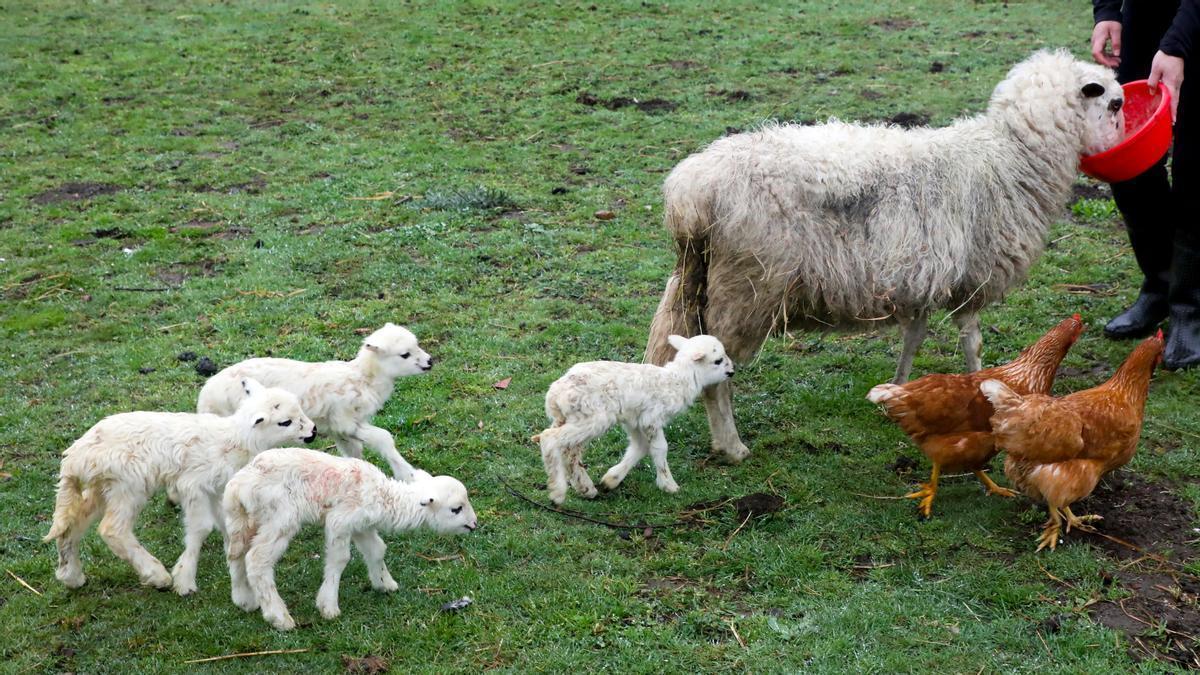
[692,350,706,362]
[419,495,436,507]
[1081,82,1105,98]
[253,416,265,426]
[667,335,689,352]
[364,342,383,353]
[242,378,265,398]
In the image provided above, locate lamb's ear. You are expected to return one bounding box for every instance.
[253,416,265,426]
[667,335,689,353]
[419,495,436,507]
[692,350,706,362]
[242,378,265,398]
[364,340,383,353]
[1081,82,1105,98]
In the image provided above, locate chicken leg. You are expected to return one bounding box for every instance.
[904,464,940,519]
[973,470,1017,498]
[1062,506,1103,534]
[1036,508,1063,552]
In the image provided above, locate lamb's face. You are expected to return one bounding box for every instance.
[1075,62,1125,155]
[239,379,318,447]
[363,323,434,378]
[416,476,478,534]
[667,334,736,386]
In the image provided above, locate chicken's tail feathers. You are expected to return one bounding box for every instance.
[979,379,1021,410]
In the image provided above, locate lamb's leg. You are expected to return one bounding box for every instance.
[352,530,397,592]
[227,544,257,612]
[538,431,570,505]
[954,311,983,373]
[647,428,680,493]
[702,381,750,462]
[600,425,649,491]
[565,445,598,499]
[355,424,416,482]
[893,315,929,384]
[246,524,300,630]
[170,491,216,596]
[97,493,172,589]
[55,488,102,589]
[334,437,364,460]
[315,531,352,620]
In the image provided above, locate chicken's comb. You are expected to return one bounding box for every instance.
[1156,328,1164,340]
[1072,313,1081,321]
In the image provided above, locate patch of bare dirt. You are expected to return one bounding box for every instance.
[575,91,676,114]
[1072,182,1111,202]
[1076,473,1200,667]
[885,112,929,128]
[869,17,918,31]
[342,655,389,674]
[31,182,122,205]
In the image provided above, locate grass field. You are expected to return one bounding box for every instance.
[2,1,1200,672]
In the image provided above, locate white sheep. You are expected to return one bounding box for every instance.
[534,334,735,504]
[44,379,315,595]
[197,323,432,481]
[222,448,477,631]
[646,50,1126,463]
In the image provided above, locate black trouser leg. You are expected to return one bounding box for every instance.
[1166,76,1200,369]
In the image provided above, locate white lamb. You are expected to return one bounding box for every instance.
[222,448,477,631]
[44,379,316,595]
[197,323,432,481]
[534,334,736,505]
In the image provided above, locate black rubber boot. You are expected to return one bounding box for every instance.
[1165,233,1200,371]
[1104,168,1174,339]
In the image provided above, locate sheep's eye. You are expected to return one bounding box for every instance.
[278,420,292,427]
[714,357,724,365]
[400,352,411,359]
[451,506,463,514]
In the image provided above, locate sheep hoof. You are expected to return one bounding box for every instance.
[173,579,198,596]
[657,478,680,493]
[317,602,341,620]
[144,567,173,590]
[56,569,86,588]
[717,442,750,464]
[374,578,399,593]
[266,612,296,631]
[232,593,259,612]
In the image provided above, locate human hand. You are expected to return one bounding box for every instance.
[1091,20,1122,68]
[1148,50,1184,121]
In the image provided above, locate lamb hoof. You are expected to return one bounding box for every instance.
[173,579,198,596]
[547,489,567,505]
[374,578,399,593]
[719,443,751,464]
[232,593,259,612]
[144,567,173,590]
[317,602,341,620]
[657,478,680,493]
[56,569,86,589]
[266,612,296,631]
[599,473,623,492]
[579,486,599,499]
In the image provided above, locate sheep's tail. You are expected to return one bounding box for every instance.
[646,234,709,366]
[44,471,86,542]
[222,482,254,560]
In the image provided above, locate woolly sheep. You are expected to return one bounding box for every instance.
[534,334,735,504]
[44,379,315,594]
[646,49,1125,463]
[197,323,432,481]
[222,448,477,631]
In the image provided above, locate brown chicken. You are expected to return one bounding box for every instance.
[867,314,1085,518]
[981,331,1164,551]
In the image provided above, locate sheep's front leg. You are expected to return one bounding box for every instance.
[246,524,300,631]
[954,311,983,373]
[315,531,353,620]
[334,437,364,460]
[352,530,397,592]
[97,494,172,589]
[647,428,679,493]
[354,425,416,482]
[893,315,929,384]
[600,425,649,491]
[702,381,750,462]
[170,491,217,596]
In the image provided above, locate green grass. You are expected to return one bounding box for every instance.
[2,0,1198,672]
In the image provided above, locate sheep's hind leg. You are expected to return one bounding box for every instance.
[246,524,300,630]
[55,488,102,589]
[539,431,570,505]
[353,530,397,592]
[893,315,929,384]
[702,381,750,462]
[954,311,983,373]
[97,493,172,589]
[566,445,598,499]
[647,428,679,494]
[600,425,649,492]
[315,532,352,620]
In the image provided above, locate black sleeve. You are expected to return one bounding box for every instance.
[1161,0,1200,59]
[1093,0,1122,24]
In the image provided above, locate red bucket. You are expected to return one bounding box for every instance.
[1080,80,1173,184]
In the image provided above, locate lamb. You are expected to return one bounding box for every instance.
[534,334,735,505]
[44,379,316,595]
[645,49,1125,463]
[222,448,477,631]
[197,323,432,481]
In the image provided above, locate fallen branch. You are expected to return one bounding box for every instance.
[722,512,752,551]
[113,286,173,292]
[6,569,42,596]
[183,648,309,664]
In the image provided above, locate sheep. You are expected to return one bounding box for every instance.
[534,334,735,505]
[222,448,477,631]
[197,323,432,481]
[44,379,316,595]
[645,49,1125,463]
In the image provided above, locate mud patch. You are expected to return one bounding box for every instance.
[734,493,784,520]
[869,17,918,31]
[711,89,753,103]
[31,182,122,205]
[576,91,676,114]
[342,655,389,674]
[1072,182,1110,202]
[887,455,919,475]
[1079,473,1200,666]
[886,112,929,128]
